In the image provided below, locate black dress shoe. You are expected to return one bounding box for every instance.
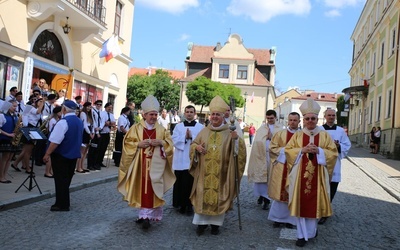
[211,225,220,235]
[11,164,21,172]
[296,238,307,247]
[262,197,270,210]
[273,222,283,228]
[196,225,207,236]
[136,218,144,224]
[285,223,295,229]
[142,218,150,229]
[318,217,328,225]
[179,207,186,214]
[257,196,263,204]
[44,174,54,178]
[50,206,70,212]
[100,163,107,168]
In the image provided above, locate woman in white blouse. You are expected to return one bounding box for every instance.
[12,97,44,174]
[76,102,94,173]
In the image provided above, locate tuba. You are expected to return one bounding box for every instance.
[11,114,23,147]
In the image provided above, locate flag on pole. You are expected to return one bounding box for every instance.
[250,92,254,103]
[99,35,122,62]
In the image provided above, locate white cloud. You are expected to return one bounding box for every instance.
[227,0,312,23]
[178,34,190,42]
[325,9,341,17]
[136,0,199,14]
[323,0,365,9]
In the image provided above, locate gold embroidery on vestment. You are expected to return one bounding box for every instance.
[303,161,315,194]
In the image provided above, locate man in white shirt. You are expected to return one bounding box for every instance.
[97,102,116,167]
[171,105,203,215]
[42,94,56,120]
[318,108,351,225]
[88,100,103,170]
[157,109,170,130]
[15,91,25,116]
[6,87,18,101]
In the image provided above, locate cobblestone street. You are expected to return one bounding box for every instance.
[1,157,399,249]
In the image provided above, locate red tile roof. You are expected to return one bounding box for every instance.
[186,45,272,65]
[180,68,212,82]
[292,92,343,102]
[253,69,272,86]
[129,67,185,79]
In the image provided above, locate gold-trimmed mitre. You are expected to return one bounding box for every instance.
[209,95,229,113]
[299,98,321,115]
[141,95,160,114]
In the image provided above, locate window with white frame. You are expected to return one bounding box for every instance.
[359,109,362,128]
[391,28,396,56]
[386,89,392,118]
[369,101,373,124]
[114,1,123,36]
[219,64,229,78]
[380,41,385,66]
[237,65,248,79]
[372,51,376,74]
[376,96,381,121]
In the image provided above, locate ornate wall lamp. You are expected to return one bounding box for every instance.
[62,17,71,34]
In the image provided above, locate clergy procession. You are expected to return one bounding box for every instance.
[115,94,351,248]
[0,84,351,247]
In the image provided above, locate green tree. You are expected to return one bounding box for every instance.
[126,74,154,106]
[336,95,347,126]
[186,77,221,114]
[220,84,244,110]
[186,76,244,114]
[126,69,180,111]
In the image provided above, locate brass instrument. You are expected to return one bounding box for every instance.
[39,117,50,135]
[11,114,23,147]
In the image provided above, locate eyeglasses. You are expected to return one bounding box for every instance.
[304,117,317,121]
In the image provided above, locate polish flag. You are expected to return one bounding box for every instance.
[250,92,254,103]
[99,35,122,62]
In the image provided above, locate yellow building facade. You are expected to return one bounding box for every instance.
[346,0,400,158]
[0,0,134,114]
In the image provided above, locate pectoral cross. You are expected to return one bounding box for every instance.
[211,144,217,151]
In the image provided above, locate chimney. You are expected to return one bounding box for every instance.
[216,42,222,51]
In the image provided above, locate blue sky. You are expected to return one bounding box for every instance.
[130,0,366,94]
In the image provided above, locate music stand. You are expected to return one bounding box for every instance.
[15,127,47,194]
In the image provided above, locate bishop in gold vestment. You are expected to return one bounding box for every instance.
[285,98,338,247]
[189,96,246,236]
[117,95,175,229]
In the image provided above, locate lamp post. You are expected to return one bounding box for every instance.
[243,92,248,123]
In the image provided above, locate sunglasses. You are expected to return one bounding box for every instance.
[304,117,317,121]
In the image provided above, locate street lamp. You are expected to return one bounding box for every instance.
[243,92,248,123]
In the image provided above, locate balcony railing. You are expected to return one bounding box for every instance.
[67,0,107,26]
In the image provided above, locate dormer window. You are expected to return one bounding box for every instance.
[237,65,248,79]
[219,64,229,78]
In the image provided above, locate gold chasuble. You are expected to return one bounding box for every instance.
[117,120,175,208]
[268,129,295,202]
[285,128,337,219]
[189,124,246,216]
